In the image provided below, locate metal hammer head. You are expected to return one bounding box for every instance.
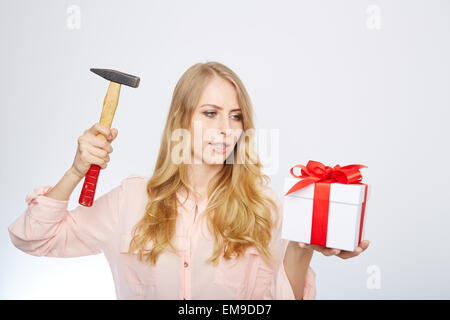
[90,68,140,88]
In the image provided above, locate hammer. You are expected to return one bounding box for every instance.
[79,68,140,207]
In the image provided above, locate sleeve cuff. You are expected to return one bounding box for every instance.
[25,185,69,222]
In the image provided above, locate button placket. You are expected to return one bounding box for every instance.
[183,203,197,300]
[177,195,207,300]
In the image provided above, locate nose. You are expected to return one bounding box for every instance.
[218,115,232,137]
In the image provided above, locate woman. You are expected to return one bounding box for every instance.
[8,61,368,300]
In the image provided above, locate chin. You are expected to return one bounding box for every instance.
[203,154,228,165]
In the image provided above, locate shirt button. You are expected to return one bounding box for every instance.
[184,262,189,268]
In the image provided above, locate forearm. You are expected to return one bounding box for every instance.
[283,241,314,300]
[44,167,83,201]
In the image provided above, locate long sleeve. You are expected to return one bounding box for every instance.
[8,179,123,258]
[252,186,317,300]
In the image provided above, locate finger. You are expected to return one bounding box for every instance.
[306,245,326,254]
[110,128,118,140]
[309,244,327,253]
[337,251,357,259]
[337,247,363,259]
[348,246,365,255]
[322,249,339,256]
[297,242,308,248]
[85,145,109,159]
[84,152,108,169]
[361,240,370,249]
[89,123,112,139]
[307,244,319,250]
[90,136,113,152]
[316,246,340,256]
[354,246,364,254]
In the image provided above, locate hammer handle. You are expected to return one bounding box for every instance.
[79,81,121,207]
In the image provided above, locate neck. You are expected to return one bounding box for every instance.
[186,163,223,201]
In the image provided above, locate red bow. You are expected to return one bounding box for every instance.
[284,160,369,248]
[285,160,368,196]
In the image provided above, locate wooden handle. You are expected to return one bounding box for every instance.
[79,81,121,207]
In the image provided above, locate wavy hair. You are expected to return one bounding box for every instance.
[128,61,279,269]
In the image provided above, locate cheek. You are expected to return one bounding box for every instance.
[200,124,216,145]
[189,125,212,155]
[190,118,205,141]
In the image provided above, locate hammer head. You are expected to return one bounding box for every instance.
[90,68,140,88]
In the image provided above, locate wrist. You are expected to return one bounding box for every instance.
[67,167,83,180]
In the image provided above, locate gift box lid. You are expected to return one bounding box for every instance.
[283,177,370,205]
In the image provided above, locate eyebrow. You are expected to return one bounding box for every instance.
[200,104,241,112]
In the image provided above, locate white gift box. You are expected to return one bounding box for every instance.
[281,177,371,252]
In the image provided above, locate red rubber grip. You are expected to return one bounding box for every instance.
[78,164,101,207]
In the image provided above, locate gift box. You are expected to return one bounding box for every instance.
[281,160,371,252]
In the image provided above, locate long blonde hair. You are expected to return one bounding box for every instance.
[128,61,279,269]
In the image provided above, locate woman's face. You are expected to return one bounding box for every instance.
[190,76,244,165]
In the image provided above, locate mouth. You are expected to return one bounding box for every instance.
[208,142,230,154]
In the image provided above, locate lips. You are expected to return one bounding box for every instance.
[209,142,230,148]
[208,142,229,154]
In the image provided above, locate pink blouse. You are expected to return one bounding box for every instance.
[8,174,316,300]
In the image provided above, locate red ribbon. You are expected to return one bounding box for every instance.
[284,160,368,248]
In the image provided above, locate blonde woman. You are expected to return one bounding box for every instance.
[9,61,335,300]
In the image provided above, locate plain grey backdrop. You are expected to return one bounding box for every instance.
[1,0,449,299]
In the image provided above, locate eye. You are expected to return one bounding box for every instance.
[203,111,216,117]
[231,114,242,121]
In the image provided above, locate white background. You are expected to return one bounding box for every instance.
[1,0,449,299]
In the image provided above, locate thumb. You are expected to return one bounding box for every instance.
[111,128,118,139]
